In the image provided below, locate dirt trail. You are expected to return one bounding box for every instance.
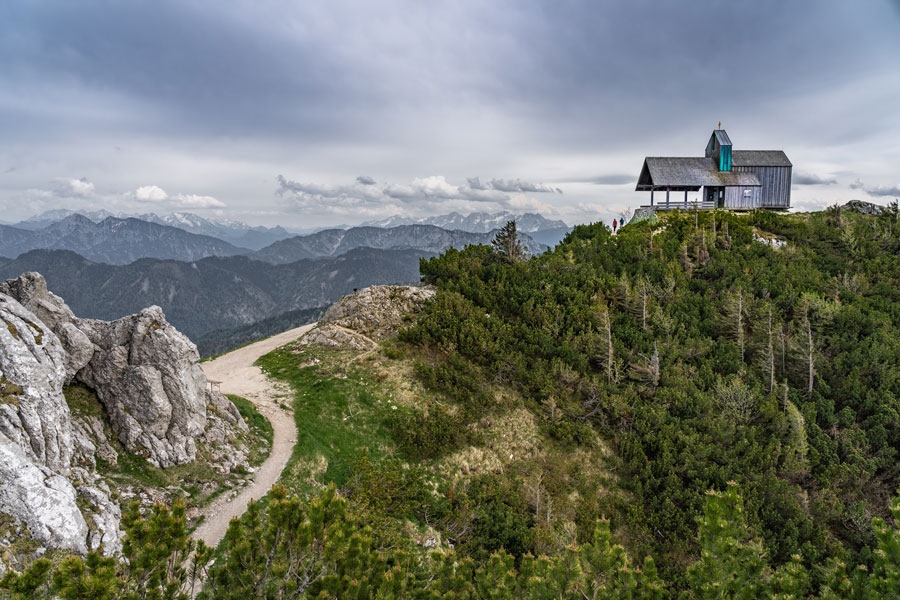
[192,323,315,548]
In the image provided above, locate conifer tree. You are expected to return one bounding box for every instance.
[492,220,525,263]
[686,483,768,600]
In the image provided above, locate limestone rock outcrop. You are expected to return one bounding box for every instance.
[0,271,250,560]
[0,290,113,555]
[0,293,72,471]
[318,285,435,341]
[300,323,375,351]
[2,272,218,468]
[75,306,208,467]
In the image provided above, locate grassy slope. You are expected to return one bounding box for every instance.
[256,342,398,495]
[255,330,621,557]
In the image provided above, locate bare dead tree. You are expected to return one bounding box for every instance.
[722,288,747,363]
[697,228,710,265]
[764,304,776,394]
[597,305,616,384]
[680,242,694,277]
[629,341,660,388]
[802,308,816,395]
[635,277,653,331]
[779,322,787,379]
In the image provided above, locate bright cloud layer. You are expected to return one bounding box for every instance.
[132,185,225,208]
[276,174,560,217]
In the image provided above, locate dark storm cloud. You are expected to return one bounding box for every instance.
[867,185,900,197]
[1,1,899,225]
[3,0,897,146]
[793,173,838,185]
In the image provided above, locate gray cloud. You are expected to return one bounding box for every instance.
[277,174,554,215]
[356,175,376,185]
[864,184,900,197]
[48,177,95,198]
[569,174,635,185]
[793,173,838,185]
[488,178,561,194]
[849,179,900,197]
[0,1,898,226]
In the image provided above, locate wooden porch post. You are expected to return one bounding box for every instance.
[650,189,654,206]
[684,189,688,208]
[666,187,670,209]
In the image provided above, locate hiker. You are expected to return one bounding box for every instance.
[612,218,618,233]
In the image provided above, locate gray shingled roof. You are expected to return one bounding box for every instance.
[732,150,792,167]
[714,130,732,146]
[636,157,760,190]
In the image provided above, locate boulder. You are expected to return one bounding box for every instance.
[299,323,375,351]
[319,285,435,341]
[75,306,209,467]
[3,273,215,468]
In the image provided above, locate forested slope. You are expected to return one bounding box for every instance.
[400,205,900,585]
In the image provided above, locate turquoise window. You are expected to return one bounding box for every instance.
[719,145,732,171]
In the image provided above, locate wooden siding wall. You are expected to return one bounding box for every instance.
[733,165,792,208]
[723,186,761,210]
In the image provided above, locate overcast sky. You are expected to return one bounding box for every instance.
[1,0,899,228]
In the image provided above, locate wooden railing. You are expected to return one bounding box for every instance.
[640,200,718,211]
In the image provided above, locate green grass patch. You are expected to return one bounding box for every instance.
[256,343,399,495]
[63,384,106,418]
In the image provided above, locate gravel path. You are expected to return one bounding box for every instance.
[192,324,315,548]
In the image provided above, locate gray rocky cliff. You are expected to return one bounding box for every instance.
[0,291,114,555]
[0,271,251,562]
[75,306,208,467]
[0,294,72,470]
[2,272,213,468]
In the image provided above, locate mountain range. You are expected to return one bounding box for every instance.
[251,224,546,264]
[17,208,572,249]
[15,209,294,250]
[361,211,568,233]
[0,247,432,349]
[0,215,548,267]
[0,214,248,264]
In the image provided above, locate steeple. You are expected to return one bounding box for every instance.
[705,129,732,172]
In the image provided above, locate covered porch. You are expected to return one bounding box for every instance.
[636,184,718,211]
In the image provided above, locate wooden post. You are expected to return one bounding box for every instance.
[650,189,654,206]
[684,189,688,209]
[666,187,670,209]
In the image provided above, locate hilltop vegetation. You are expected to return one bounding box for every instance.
[5,205,900,598]
[402,206,900,577]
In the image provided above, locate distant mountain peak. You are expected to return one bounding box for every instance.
[360,210,568,233]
